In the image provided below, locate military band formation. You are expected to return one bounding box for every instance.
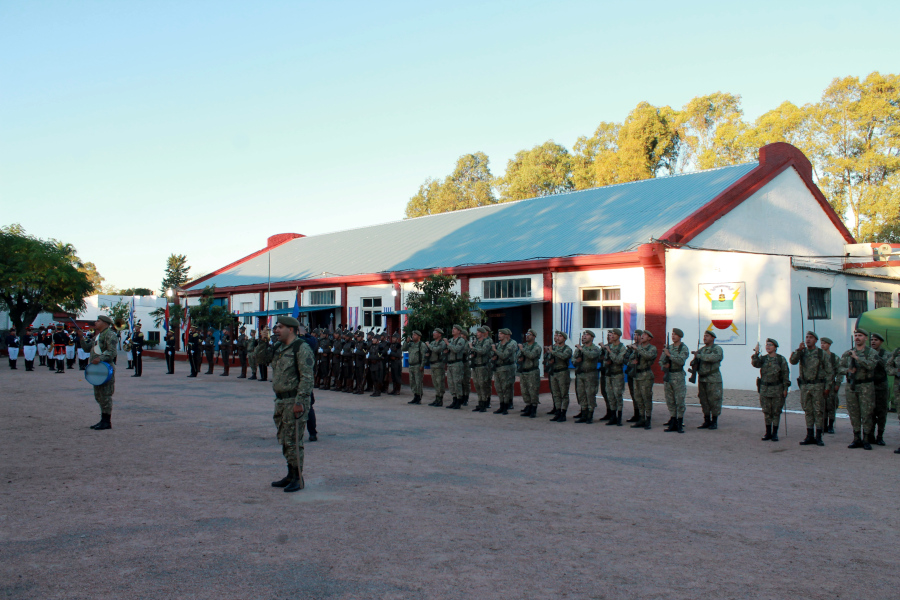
[5,317,900,495]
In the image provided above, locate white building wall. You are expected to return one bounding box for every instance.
[347,284,392,332]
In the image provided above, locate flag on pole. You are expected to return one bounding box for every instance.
[292,291,300,320]
[349,307,359,329]
[128,297,135,331]
[622,303,637,339]
[164,303,170,332]
[183,311,191,347]
[559,302,574,340]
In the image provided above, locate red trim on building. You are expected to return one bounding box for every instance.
[639,243,666,383]
[542,270,553,346]
[340,283,348,325]
[661,143,855,246]
[185,233,303,289]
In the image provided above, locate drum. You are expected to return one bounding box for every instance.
[85,362,113,385]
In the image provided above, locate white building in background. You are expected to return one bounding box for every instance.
[181,143,900,390]
[78,295,169,345]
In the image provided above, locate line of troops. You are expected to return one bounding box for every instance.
[178,324,278,380]
[4,323,101,373]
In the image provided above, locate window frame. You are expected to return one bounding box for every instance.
[309,290,336,306]
[848,289,868,319]
[482,278,533,300]
[361,297,383,328]
[807,287,831,320]
[874,291,892,309]
[273,300,289,311]
[580,286,622,331]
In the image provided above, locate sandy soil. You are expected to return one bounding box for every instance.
[1,358,897,600]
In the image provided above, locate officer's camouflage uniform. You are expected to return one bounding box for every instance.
[247,334,258,378]
[471,336,493,407]
[548,342,573,412]
[888,348,900,419]
[80,327,118,414]
[823,349,842,426]
[838,346,881,440]
[604,342,627,412]
[873,346,889,441]
[632,342,658,422]
[367,337,384,395]
[789,346,833,431]
[573,342,601,413]
[492,339,518,409]
[220,331,233,376]
[427,338,449,403]
[272,338,314,471]
[461,333,472,403]
[403,338,427,398]
[751,351,790,426]
[659,342,690,419]
[518,341,542,408]
[697,343,725,418]
[447,335,468,401]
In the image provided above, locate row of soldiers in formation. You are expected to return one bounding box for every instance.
[4,323,105,373]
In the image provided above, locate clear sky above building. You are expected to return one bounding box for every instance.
[1,0,897,289]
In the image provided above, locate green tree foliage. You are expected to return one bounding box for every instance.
[100,299,132,330]
[403,274,483,338]
[498,140,574,201]
[159,254,191,295]
[675,92,749,171]
[118,287,154,296]
[149,303,186,331]
[0,224,94,337]
[405,152,496,217]
[187,286,235,332]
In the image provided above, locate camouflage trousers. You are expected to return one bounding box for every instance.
[845,383,875,435]
[463,362,471,397]
[447,362,465,398]
[799,383,825,429]
[664,375,686,418]
[520,370,540,406]
[473,366,492,404]
[633,376,654,418]
[698,380,723,417]
[93,375,115,414]
[494,368,515,405]
[273,400,306,469]
[825,386,840,419]
[574,372,598,411]
[549,370,570,411]
[606,374,625,411]
[759,385,785,426]
[430,366,446,400]
[408,364,424,396]
[874,383,888,433]
[249,352,257,373]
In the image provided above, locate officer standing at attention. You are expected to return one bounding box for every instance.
[659,328,690,433]
[571,330,601,424]
[256,328,272,382]
[819,337,842,434]
[491,328,518,415]
[188,325,203,377]
[164,328,177,374]
[426,328,448,406]
[546,331,573,421]
[839,328,881,450]
[403,330,426,404]
[368,331,385,397]
[73,315,118,430]
[269,316,314,493]
[21,326,37,371]
[247,329,259,380]
[446,325,469,409]
[870,333,889,446]
[219,326,233,376]
[469,327,493,412]
[204,328,216,374]
[693,330,724,430]
[517,328,542,418]
[236,326,249,378]
[353,330,367,394]
[5,329,19,369]
[131,323,144,377]
[751,338,790,442]
[631,330,658,430]
[790,331,833,446]
[602,328,627,426]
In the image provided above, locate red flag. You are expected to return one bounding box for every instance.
[164,303,170,332]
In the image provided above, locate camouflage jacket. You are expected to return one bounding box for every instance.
[838,346,880,382]
[873,347,889,385]
[271,337,314,412]
[470,337,493,368]
[493,339,518,372]
[751,352,790,389]
[235,334,248,354]
[824,350,842,391]
[80,327,118,366]
[447,336,468,363]
[548,343,572,372]
[246,337,258,354]
[886,348,900,380]
[426,338,449,367]
[402,339,426,366]
[633,343,658,381]
[659,342,690,374]
[518,341,542,371]
[696,344,724,383]
[573,343,601,374]
[789,346,833,385]
[605,342,626,377]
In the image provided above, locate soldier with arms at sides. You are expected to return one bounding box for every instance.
[219,325,233,376]
[246,329,259,380]
[491,328,518,415]
[469,327,493,412]
[752,338,790,442]
[426,328,449,406]
[131,323,144,377]
[446,325,469,409]
[164,327,177,374]
[790,331,833,447]
[631,330,658,430]
[21,326,38,371]
[870,333,890,446]
[660,328,690,433]
[404,330,427,405]
[387,331,403,396]
[236,325,249,378]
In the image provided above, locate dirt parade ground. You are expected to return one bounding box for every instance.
[2,358,898,600]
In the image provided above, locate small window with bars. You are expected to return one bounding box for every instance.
[807,288,830,320]
[310,290,336,305]
[482,278,532,300]
[874,292,892,309]
[848,290,868,318]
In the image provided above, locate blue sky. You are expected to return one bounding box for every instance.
[1,0,897,289]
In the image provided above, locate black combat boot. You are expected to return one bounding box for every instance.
[815,429,825,446]
[572,410,584,421]
[550,409,561,422]
[409,395,421,405]
[519,404,531,416]
[709,415,718,430]
[826,419,835,434]
[554,410,566,422]
[94,414,111,430]
[471,401,482,412]
[601,409,612,421]
[627,410,640,423]
[272,465,293,488]
[547,407,558,416]
[665,417,679,432]
[448,397,461,409]
[643,416,651,430]
[863,436,873,451]
[583,410,593,424]
[761,423,773,441]
[606,410,619,426]
[698,415,711,429]
[676,418,684,433]
[630,417,645,428]
[799,428,816,445]
[89,416,105,430]
[284,467,304,493]
[462,393,469,406]
[434,398,443,407]
[528,405,537,418]
[127,361,133,369]
[894,446,900,454]
[771,425,779,441]
[875,429,886,446]
[848,433,864,449]
[249,368,257,380]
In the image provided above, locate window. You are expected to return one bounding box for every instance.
[807,288,831,320]
[848,290,868,318]
[581,287,621,330]
[310,290,335,305]
[274,300,289,310]
[147,331,160,344]
[362,297,382,327]
[241,302,253,324]
[875,292,892,309]
[483,278,532,300]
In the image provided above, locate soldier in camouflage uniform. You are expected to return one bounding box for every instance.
[470,326,493,412]
[73,315,118,430]
[341,330,355,392]
[426,328,448,406]
[219,326,233,376]
[571,330,601,424]
[330,330,344,390]
[819,337,842,434]
[404,330,427,404]
[491,328,518,415]
[603,328,627,426]
[790,331,833,446]
[630,330,658,429]
[247,329,259,380]
[546,331,572,420]
[387,331,403,395]
[660,327,690,433]
[887,346,900,454]
[751,338,790,442]
[235,326,249,378]
[517,328,542,418]
[256,328,272,382]
[870,333,889,446]
[269,316,314,493]
[461,330,472,406]
[694,330,724,430]
[446,325,469,409]
[838,328,881,450]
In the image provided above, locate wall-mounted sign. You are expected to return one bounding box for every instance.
[699,282,746,345]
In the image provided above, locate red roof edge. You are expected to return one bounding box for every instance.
[184,233,304,290]
[659,143,855,246]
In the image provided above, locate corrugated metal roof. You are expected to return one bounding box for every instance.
[192,162,758,289]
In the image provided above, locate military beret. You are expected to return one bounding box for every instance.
[452,324,464,332]
[704,330,717,339]
[477,326,489,334]
[820,337,833,345]
[766,337,779,348]
[240,325,246,331]
[643,330,654,339]
[672,328,684,338]
[554,330,568,340]
[582,329,596,338]
[633,329,643,337]
[526,328,537,337]
[872,332,884,342]
[499,328,512,336]
[97,315,114,326]
[855,328,869,337]
[806,330,818,340]
[277,315,300,328]
[610,328,622,336]
[433,328,444,335]
[412,330,422,337]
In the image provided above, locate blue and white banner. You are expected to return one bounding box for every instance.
[559,302,574,340]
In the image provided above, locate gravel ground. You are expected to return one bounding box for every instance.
[2,359,897,600]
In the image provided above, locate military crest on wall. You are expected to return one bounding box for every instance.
[698,282,745,345]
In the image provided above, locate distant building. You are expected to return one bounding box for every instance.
[181,143,900,390]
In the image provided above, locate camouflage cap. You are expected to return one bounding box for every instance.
[766,337,779,348]
[499,328,512,336]
[820,337,833,345]
[476,326,489,334]
[672,328,684,338]
[705,330,717,339]
[276,315,300,328]
[582,329,596,338]
[433,328,444,336]
[97,315,114,326]
[610,328,622,336]
[554,330,568,340]
[643,330,654,339]
[633,329,643,337]
[526,328,537,337]
[412,330,422,337]
[872,332,885,342]
[806,330,818,340]
[452,324,464,333]
[854,328,869,337]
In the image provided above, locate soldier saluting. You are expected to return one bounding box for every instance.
[752,338,790,442]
